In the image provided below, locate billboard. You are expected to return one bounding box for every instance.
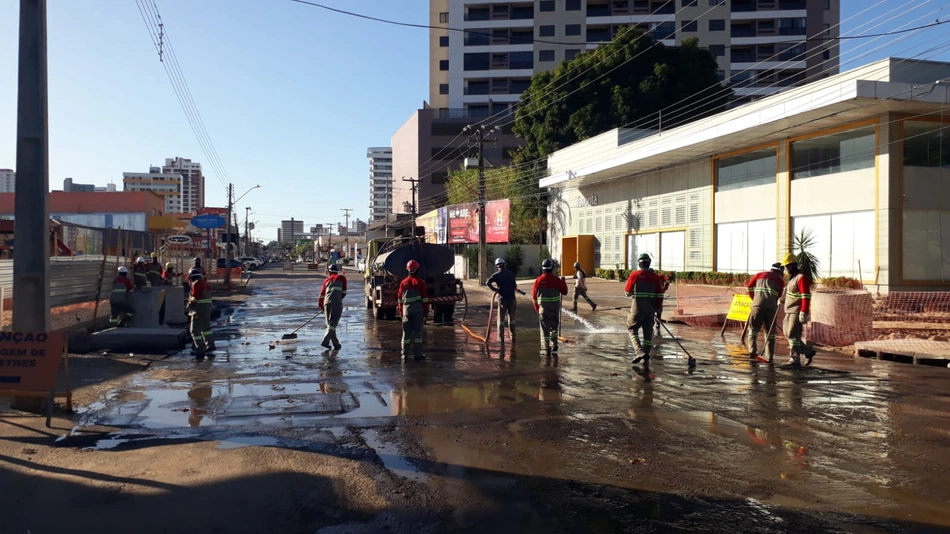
[418,210,438,245]
[447,199,509,244]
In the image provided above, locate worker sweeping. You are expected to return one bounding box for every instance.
[161,262,179,285]
[624,254,665,366]
[147,252,163,287]
[318,263,347,350]
[781,253,817,366]
[487,257,525,343]
[571,261,597,312]
[532,259,568,356]
[746,262,785,362]
[133,256,149,289]
[187,268,214,357]
[398,260,429,360]
[109,266,135,327]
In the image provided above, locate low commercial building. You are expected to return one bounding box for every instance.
[0,191,168,233]
[541,57,950,291]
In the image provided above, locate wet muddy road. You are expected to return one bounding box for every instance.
[56,271,950,532]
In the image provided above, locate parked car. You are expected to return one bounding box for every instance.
[217,258,245,270]
[239,256,260,270]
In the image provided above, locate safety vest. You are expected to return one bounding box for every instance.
[323,274,347,307]
[399,276,428,315]
[534,273,564,313]
[133,264,148,287]
[749,271,784,310]
[110,277,130,304]
[189,280,212,306]
[624,269,663,316]
[784,273,812,314]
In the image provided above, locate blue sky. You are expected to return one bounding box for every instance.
[0,0,947,241]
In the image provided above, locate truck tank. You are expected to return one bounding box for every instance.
[375,242,455,278]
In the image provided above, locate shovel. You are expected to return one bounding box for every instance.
[281,309,324,340]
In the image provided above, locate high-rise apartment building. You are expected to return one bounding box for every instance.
[368,147,394,219]
[430,0,839,108]
[122,167,184,213]
[280,219,305,244]
[0,169,15,193]
[161,157,204,213]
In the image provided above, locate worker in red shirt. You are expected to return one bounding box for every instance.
[745,262,785,362]
[781,253,816,366]
[133,257,149,289]
[397,260,429,360]
[652,268,670,337]
[532,259,568,356]
[109,266,135,327]
[187,268,215,358]
[624,254,664,365]
[318,263,347,351]
[161,262,180,285]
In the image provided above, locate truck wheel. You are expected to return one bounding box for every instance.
[373,306,385,320]
[442,304,455,323]
[366,296,373,309]
[385,308,397,320]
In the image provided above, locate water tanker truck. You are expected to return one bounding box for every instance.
[365,237,464,322]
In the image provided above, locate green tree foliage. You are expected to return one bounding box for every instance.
[513,27,730,164]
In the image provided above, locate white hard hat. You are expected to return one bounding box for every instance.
[136,256,146,263]
[118,266,129,275]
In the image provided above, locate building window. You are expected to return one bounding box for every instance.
[539,49,556,62]
[794,212,875,279]
[510,51,534,69]
[717,220,776,274]
[903,210,950,280]
[465,28,491,46]
[540,0,556,11]
[709,19,725,31]
[683,0,698,5]
[539,25,555,37]
[463,53,489,70]
[439,35,449,47]
[565,48,581,60]
[822,50,831,61]
[439,59,449,71]
[791,125,876,179]
[709,44,725,57]
[565,24,581,36]
[439,83,449,95]
[904,121,950,167]
[716,148,776,191]
[567,0,582,10]
[439,12,449,23]
[681,20,697,32]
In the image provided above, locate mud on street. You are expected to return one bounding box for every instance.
[3,266,950,533]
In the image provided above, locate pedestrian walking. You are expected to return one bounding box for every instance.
[532,259,568,356]
[487,257,526,343]
[109,266,135,327]
[319,263,347,350]
[147,252,163,287]
[187,268,215,357]
[398,260,429,360]
[624,254,665,365]
[570,261,597,312]
[781,253,816,366]
[133,257,149,289]
[745,262,785,362]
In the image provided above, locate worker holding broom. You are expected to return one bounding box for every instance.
[745,262,785,362]
[624,254,665,366]
[318,263,346,351]
[532,259,568,356]
[398,260,429,360]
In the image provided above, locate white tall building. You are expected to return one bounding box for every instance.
[123,166,184,213]
[161,157,204,213]
[430,0,840,109]
[368,147,393,219]
[0,169,14,193]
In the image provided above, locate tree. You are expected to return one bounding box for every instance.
[444,165,547,244]
[513,27,729,165]
[295,239,313,260]
[265,240,279,250]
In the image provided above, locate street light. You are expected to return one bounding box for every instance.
[225,184,261,287]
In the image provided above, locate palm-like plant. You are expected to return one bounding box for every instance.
[792,229,821,281]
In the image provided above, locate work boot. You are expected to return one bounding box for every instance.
[333,341,342,351]
[413,347,424,360]
[785,354,801,367]
[803,347,816,366]
[632,354,650,366]
[321,339,332,350]
[551,343,559,355]
[591,303,597,312]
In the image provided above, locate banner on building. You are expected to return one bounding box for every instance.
[446,199,509,244]
[418,210,438,245]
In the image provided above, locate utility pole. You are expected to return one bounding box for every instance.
[225,183,233,287]
[341,207,352,259]
[244,206,251,257]
[463,125,497,286]
[14,0,50,331]
[402,177,419,239]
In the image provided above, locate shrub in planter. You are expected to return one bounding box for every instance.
[819,276,862,290]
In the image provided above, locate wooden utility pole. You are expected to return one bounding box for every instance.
[463,125,497,286]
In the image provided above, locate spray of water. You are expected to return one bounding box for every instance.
[561,308,628,334]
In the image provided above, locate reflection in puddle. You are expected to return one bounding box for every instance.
[362,429,427,483]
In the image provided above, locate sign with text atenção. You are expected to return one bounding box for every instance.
[0,332,66,392]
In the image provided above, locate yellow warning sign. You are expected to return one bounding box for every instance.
[726,294,753,322]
